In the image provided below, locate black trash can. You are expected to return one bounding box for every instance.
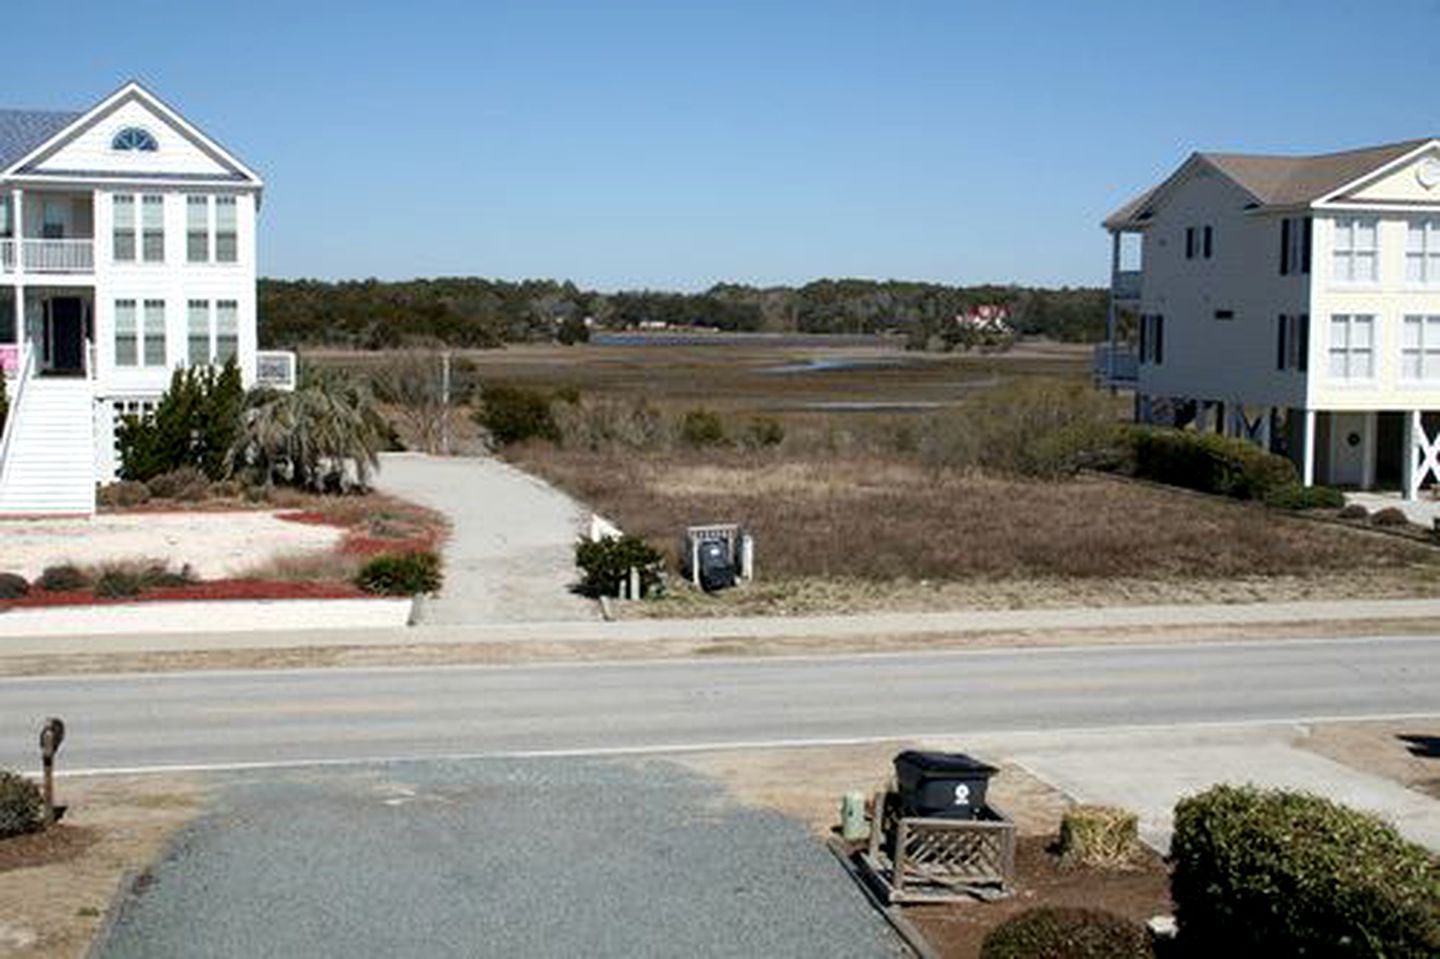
[894,751,998,820]
[696,539,736,592]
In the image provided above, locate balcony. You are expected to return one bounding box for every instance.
[0,238,95,275]
[1111,269,1141,303]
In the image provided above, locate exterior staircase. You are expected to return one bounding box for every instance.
[0,346,96,516]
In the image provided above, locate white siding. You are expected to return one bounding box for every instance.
[30,99,237,178]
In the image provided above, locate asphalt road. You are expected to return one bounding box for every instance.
[3,634,1439,774]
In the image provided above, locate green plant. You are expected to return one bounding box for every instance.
[679,408,727,448]
[145,466,212,502]
[475,384,560,447]
[37,564,90,592]
[96,480,152,508]
[355,551,442,595]
[574,535,664,597]
[1264,483,1346,510]
[91,561,195,599]
[1126,427,1297,500]
[556,315,590,345]
[741,415,785,449]
[0,771,44,839]
[0,573,28,600]
[1373,506,1411,528]
[980,907,1153,959]
[117,358,245,481]
[1058,805,1140,869]
[1171,785,1440,956]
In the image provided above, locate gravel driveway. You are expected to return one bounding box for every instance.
[374,453,598,624]
[93,759,904,958]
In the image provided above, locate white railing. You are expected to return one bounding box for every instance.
[21,238,94,274]
[1092,343,1139,385]
[0,339,36,487]
[84,338,95,383]
[1112,269,1141,301]
[256,350,297,391]
[0,239,13,273]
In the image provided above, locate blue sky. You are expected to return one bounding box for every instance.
[5,1,1439,290]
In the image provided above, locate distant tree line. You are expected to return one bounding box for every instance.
[258,277,1106,349]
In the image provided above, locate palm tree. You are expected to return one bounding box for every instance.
[230,367,385,490]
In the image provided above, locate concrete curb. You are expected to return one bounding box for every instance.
[0,597,414,639]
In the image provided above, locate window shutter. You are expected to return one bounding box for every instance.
[1186,228,1195,260]
[1280,219,1291,275]
[1203,226,1213,259]
[1155,315,1164,365]
[1139,314,1148,363]
[1298,314,1309,372]
[1302,217,1313,274]
[1277,315,1287,370]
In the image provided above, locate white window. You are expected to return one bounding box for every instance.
[1402,315,1440,381]
[188,299,210,365]
[112,195,135,262]
[215,197,237,263]
[216,300,238,363]
[1329,314,1374,380]
[141,195,164,262]
[114,299,137,366]
[187,196,209,263]
[1332,217,1378,284]
[143,299,166,367]
[1406,219,1440,285]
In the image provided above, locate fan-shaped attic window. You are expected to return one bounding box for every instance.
[111,127,158,152]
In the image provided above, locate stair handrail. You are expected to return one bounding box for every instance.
[84,337,95,383]
[0,338,36,488]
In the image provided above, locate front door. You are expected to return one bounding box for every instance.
[1329,412,1370,488]
[48,297,84,374]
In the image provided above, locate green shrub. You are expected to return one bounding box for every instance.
[37,564,90,592]
[741,415,785,449]
[1264,483,1346,510]
[1127,427,1297,500]
[93,568,145,599]
[574,535,664,598]
[1372,506,1411,528]
[355,551,442,595]
[475,385,560,446]
[145,466,211,502]
[92,561,195,599]
[679,408,727,448]
[980,907,1153,959]
[117,358,244,481]
[0,573,28,600]
[96,480,151,508]
[0,771,44,839]
[1171,785,1440,956]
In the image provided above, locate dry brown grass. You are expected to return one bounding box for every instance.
[515,447,1438,584]
[235,549,363,583]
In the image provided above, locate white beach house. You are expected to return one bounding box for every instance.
[1100,138,1440,498]
[0,81,288,516]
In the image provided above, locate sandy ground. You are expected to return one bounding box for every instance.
[0,776,201,959]
[0,513,341,581]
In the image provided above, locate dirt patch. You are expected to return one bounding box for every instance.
[0,775,201,958]
[1300,719,1440,799]
[904,835,1173,959]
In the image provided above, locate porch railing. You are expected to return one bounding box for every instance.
[1111,269,1141,301]
[0,340,36,487]
[1093,343,1139,385]
[20,238,94,274]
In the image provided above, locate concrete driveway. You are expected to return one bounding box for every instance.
[92,759,904,959]
[374,453,599,624]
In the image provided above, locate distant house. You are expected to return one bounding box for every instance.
[1099,138,1440,497]
[0,81,287,516]
[955,304,1013,335]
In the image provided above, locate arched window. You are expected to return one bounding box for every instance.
[111,127,158,152]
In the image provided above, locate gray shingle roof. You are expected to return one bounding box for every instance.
[0,109,81,169]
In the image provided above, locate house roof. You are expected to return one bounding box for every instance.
[0,110,82,169]
[1105,138,1437,230]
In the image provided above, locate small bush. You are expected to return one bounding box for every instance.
[679,408,728,448]
[1339,503,1371,520]
[980,907,1153,959]
[145,466,211,502]
[1127,427,1297,501]
[574,535,664,598]
[553,397,668,452]
[94,568,144,599]
[1264,483,1346,510]
[37,564,90,592]
[1171,784,1440,956]
[0,572,28,600]
[1058,805,1140,869]
[97,480,151,508]
[355,551,442,595]
[475,385,560,447]
[91,561,195,599]
[741,416,785,449]
[1372,506,1411,528]
[0,771,44,839]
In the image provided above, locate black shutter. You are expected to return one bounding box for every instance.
[1204,226,1213,259]
[1277,315,1287,370]
[1139,314,1148,363]
[1280,219,1291,275]
[1155,315,1164,365]
[1186,227,1195,259]
[1302,217,1313,274]
[1298,314,1309,372]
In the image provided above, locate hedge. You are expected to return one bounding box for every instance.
[980,906,1153,959]
[1264,483,1346,510]
[1127,426,1297,501]
[355,551,442,596]
[574,535,663,598]
[1171,785,1440,956]
[0,770,43,838]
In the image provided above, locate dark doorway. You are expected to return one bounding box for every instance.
[48,297,84,375]
[1377,412,1403,489]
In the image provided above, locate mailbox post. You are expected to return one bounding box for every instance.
[38,717,65,826]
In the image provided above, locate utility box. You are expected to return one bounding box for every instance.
[894,751,998,820]
[682,524,753,591]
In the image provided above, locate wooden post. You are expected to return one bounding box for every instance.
[440,349,451,456]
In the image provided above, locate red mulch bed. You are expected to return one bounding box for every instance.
[276,508,443,556]
[275,510,335,527]
[1,579,367,611]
